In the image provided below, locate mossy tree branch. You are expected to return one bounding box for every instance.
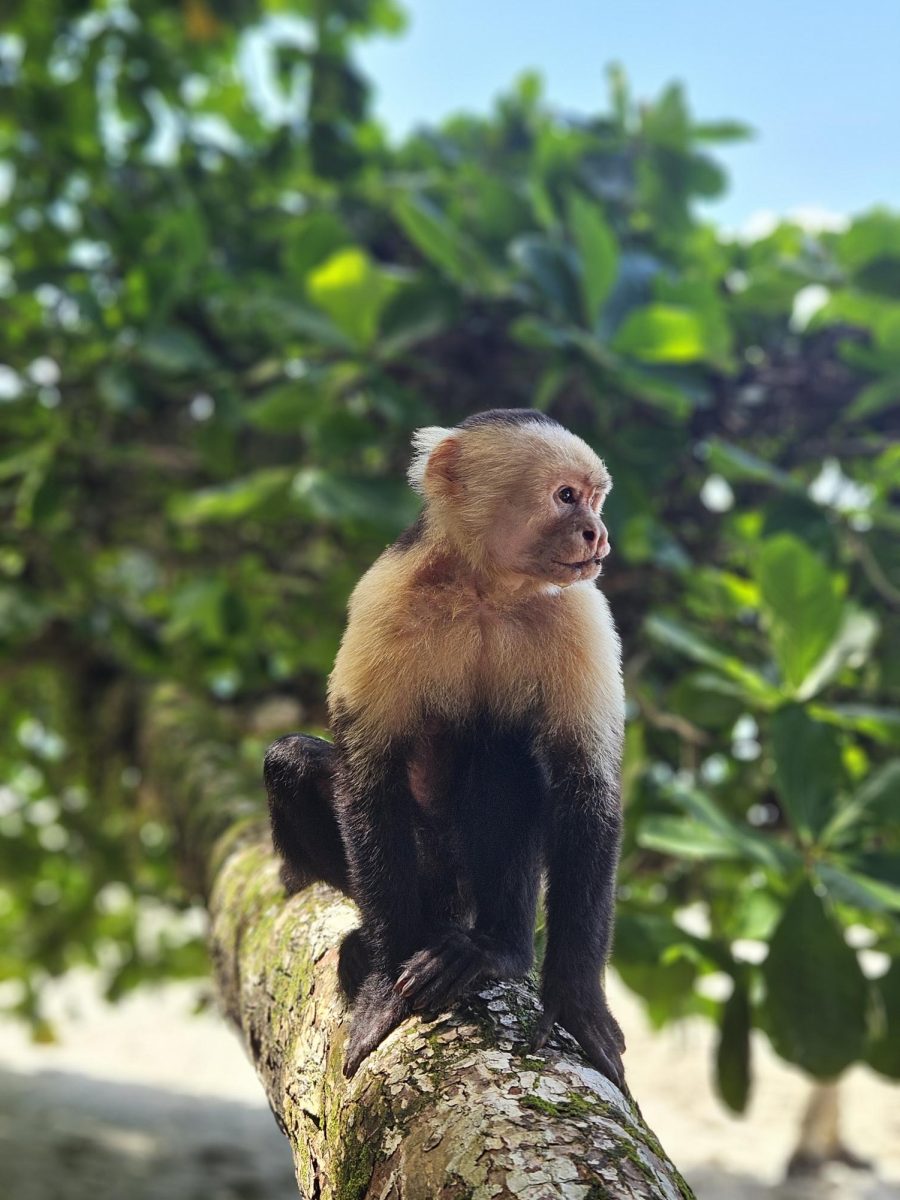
[143,685,696,1200]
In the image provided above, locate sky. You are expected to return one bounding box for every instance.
[358,0,900,231]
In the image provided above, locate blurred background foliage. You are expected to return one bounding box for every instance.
[1,0,898,1112]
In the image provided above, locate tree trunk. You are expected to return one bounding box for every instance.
[145,686,696,1200]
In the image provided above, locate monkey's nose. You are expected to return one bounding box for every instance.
[582,527,599,545]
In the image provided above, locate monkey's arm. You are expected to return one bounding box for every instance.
[532,741,625,1086]
[331,727,426,1077]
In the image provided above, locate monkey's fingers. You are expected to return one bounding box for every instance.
[395,930,471,1001]
[528,1005,559,1054]
[609,1013,627,1054]
[575,1027,625,1090]
[410,951,483,1014]
[395,947,456,1000]
[342,991,407,1079]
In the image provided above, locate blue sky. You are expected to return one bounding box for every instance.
[359,0,900,229]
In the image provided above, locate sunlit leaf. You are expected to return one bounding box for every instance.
[813,703,900,745]
[306,247,401,347]
[613,304,710,363]
[796,608,879,701]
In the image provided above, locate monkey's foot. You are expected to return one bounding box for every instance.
[337,928,371,1002]
[394,928,487,1014]
[343,974,410,1078]
[530,988,626,1090]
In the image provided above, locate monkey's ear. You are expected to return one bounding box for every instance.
[408,426,460,496]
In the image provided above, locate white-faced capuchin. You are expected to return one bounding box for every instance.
[265,409,626,1085]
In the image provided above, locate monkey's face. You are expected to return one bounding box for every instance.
[490,476,611,587]
[413,417,612,589]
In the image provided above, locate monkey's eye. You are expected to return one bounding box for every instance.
[557,487,577,504]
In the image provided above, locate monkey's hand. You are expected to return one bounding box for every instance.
[343,972,411,1079]
[394,927,488,1014]
[530,981,626,1089]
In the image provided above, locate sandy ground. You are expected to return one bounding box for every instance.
[0,970,897,1200]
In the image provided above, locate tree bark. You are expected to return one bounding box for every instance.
[145,686,696,1200]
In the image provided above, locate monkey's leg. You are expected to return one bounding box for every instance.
[264,733,351,895]
[332,735,427,1077]
[265,734,371,999]
[395,730,542,1014]
[529,737,625,1088]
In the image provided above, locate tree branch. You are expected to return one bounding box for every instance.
[144,685,696,1200]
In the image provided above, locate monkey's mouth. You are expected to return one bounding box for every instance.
[553,555,605,572]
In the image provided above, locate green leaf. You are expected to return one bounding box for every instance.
[837,209,900,274]
[244,380,328,433]
[755,535,844,691]
[716,984,752,1113]
[704,439,798,490]
[613,912,703,1026]
[692,120,755,143]
[509,234,582,321]
[852,760,900,818]
[816,862,900,913]
[846,376,900,422]
[306,247,400,347]
[822,760,900,847]
[668,784,797,871]
[813,703,900,745]
[283,210,350,282]
[393,195,493,292]
[565,190,618,326]
[291,470,418,531]
[645,614,779,703]
[170,468,292,525]
[770,704,842,840]
[762,882,868,1078]
[613,304,710,363]
[138,329,216,374]
[638,816,742,860]
[867,960,900,1079]
[795,608,879,701]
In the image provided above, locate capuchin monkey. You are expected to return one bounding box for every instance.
[265,409,626,1085]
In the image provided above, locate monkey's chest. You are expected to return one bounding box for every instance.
[409,602,549,722]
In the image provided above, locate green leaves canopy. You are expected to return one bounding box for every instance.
[0,0,897,1099]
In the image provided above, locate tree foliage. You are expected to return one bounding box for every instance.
[1,0,898,1107]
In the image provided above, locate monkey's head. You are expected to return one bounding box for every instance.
[408,410,612,588]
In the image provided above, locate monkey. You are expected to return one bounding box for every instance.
[265,409,627,1085]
